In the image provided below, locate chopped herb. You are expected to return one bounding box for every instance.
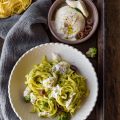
[24,95,30,103]
[75,8,81,12]
[86,47,97,58]
[57,112,70,120]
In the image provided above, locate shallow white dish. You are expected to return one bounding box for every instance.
[8,43,98,120]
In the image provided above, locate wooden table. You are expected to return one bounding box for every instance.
[0,0,120,119]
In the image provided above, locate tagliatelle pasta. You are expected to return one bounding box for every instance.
[23,55,89,119]
[0,0,32,18]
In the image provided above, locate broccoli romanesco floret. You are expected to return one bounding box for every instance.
[86,47,97,58]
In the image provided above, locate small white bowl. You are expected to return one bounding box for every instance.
[8,43,98,120]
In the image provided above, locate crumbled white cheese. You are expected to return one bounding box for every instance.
[51,85,62,99]
[30,93,37,104]
[52,61,69,74]
[38,111,50,117]
[52,53,61,61]
[66,97,73,108]
[23,87,31,97]
[42,76,57,88]
[66,93,76,109]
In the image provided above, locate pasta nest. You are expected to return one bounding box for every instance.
[0,0,32,18]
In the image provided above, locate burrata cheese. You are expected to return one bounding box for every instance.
[55,6,85,40]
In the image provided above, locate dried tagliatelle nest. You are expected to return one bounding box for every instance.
[0,0,32,18]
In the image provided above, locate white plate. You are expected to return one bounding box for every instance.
[8,43,98,120]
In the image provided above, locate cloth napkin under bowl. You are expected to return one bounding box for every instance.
[0,0,52,119]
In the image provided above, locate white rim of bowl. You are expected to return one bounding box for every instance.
[8,43,98,120]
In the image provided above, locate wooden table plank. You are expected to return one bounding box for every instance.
[105,0,120,119]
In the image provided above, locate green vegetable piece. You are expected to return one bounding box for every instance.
[43,102,48,107]
[57,112,70,120]
[86,47,97,58]
[24,95,30,103]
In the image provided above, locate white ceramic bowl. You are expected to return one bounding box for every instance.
[8,43,98,120]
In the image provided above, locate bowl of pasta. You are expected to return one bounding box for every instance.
[8,43,98,120]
